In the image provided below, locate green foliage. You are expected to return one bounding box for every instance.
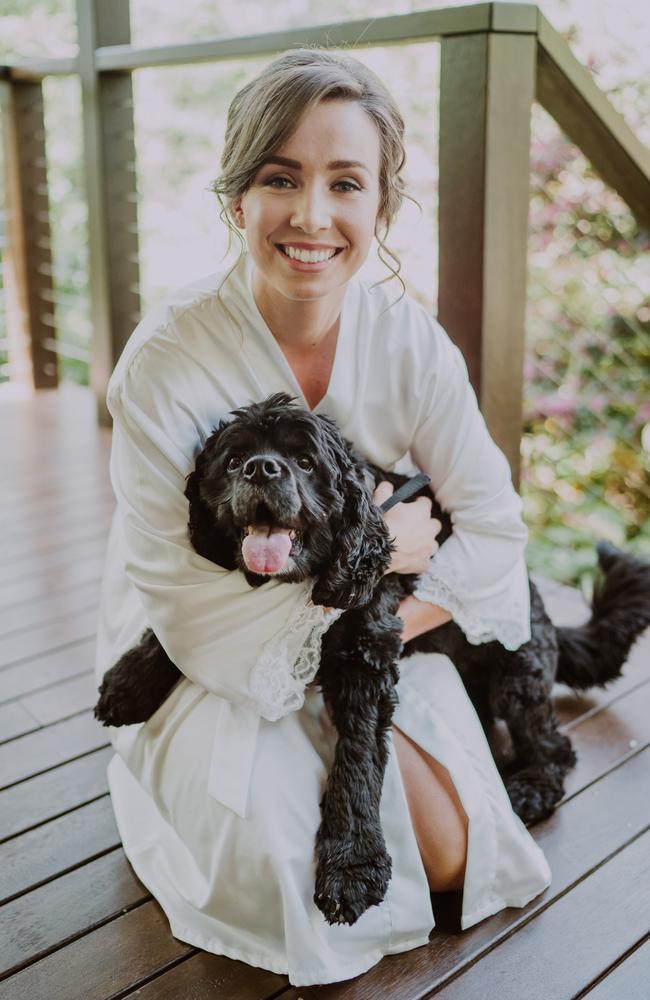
[42,76,91,385]
[522,105,650,586]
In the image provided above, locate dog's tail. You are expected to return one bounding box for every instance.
[555,541,650,690]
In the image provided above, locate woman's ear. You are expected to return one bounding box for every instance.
[231,196,245,229]
[310,419,394,610]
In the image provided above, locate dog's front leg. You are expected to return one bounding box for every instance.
[95,628,182,726]
[314,667,393,926]
[313,617,401,926]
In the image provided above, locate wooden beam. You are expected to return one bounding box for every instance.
[0,79,58,389]
[76,0,140,425]
[92,4,537,73]
[4,58,78,82]
[537,13,650,232]
[2,6,539,79]
[438,32,536,487]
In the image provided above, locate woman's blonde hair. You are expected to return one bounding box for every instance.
[210,46,419,304]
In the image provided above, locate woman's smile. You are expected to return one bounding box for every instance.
[274,243,345,271]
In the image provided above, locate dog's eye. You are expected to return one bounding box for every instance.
[226,456,243,472]
[296,455,313,472]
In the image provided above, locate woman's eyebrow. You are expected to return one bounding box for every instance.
[262,155,370,174]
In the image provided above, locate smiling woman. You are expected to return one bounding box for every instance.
[229,100,383,339]
[97,46,551,990]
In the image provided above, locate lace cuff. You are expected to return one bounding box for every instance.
[248,585,344,721]
[413,562,531,652]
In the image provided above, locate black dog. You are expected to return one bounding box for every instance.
[96,391,650,925]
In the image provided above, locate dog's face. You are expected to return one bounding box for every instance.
[184,392,393,609]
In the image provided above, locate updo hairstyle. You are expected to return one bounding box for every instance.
[211,46,419,302]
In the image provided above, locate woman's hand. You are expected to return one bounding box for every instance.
[373,480,442,576]
[318,480,442,612]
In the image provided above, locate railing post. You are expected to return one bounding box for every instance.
[0,75,58,389]
[438,28,536,488]
[76,0,140,425]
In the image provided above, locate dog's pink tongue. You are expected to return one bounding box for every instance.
[242,526,292,574]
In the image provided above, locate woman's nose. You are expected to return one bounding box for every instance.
[289,185,331,232]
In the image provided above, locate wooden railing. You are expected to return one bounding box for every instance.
[1,1,649,484]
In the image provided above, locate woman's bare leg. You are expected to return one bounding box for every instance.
[392,724,468,892]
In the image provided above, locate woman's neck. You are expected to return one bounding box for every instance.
[252,269,345,352]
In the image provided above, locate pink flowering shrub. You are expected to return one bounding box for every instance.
[522,100,649,588]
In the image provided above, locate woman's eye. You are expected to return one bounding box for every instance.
[297,455,313,471]
[334,180,362,193]
[264,176,361,193]
[226,456,242,472]
[265,176,293,189]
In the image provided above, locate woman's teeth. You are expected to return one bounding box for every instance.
[280,245,340,263]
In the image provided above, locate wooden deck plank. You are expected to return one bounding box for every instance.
[0,580,101,637]
[557,628,650,730]
[3,717,647,993]
[270,747,650,999]
[0,850,146,978]
[0,701,41,742]
[534,579,589,619]
[0,534,109,588]
[433,832,650,999]
[0,746,112,841]
[18,671,98,726]
[0,558,106,612]
[3,474,113,517]
[0,900,191,1000]
[2,689,647,992]
[0,501,113,563]
[0,797,119,904]
[0,484,113,535]
[562,678,650,798]
[582,936,650,999]
[0,638,96,702]
[2,675,97,741]
[118,951,287,1000]
[0,624,644,992]
[0,606,100,669]
[0,711,107,789]
[1,385,648,999]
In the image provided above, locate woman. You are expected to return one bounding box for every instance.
[95,48,551,987]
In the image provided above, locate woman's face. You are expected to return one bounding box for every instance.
[231,99,382,305]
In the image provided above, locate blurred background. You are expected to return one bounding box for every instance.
[1,0,648,589]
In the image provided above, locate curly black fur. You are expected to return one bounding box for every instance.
[95,391,650,926]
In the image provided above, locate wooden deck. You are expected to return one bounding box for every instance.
[0,384,648,1000]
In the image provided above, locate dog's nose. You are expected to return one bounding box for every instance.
[243,455,285,485]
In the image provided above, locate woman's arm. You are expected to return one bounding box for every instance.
[404,310,531,652]
[397,595,452,643]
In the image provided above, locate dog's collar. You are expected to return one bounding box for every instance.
[378,472,431,512]
[362,466,432,510]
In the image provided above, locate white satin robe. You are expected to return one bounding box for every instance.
[95,251,551,987]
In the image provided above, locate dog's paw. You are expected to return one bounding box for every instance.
[94,679,145,727]
[506,763,568,825]
[313,834,392,926]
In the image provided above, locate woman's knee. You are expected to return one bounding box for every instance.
[426,840,467,893]
[392,724,468,893]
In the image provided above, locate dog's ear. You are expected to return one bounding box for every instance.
[311,418,394,611]
[184,431,239,570]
